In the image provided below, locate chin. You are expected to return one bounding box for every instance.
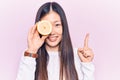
[45,40,61,49]
[46,42,59,47]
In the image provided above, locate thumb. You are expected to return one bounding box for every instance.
[41,35,48,41]
[78,48,86,61]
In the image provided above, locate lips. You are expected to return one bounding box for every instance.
[48,36,58,42]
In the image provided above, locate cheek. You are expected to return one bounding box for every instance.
[57,28,62,35]
[55,28,62,41]
[59,30,62,35]
[59,29,62,41]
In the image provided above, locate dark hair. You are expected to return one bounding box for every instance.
[35,2,78,80]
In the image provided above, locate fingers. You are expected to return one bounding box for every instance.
[32,25,37,34]
[78,48,85,61]
[78,33,94,62]
[28,25,37,35]
[78,48,94,62]
[41,35,48,41]
[28,25,37,39]
[78,48,93,57]
[83,49,93,58]
[84,33,89,49]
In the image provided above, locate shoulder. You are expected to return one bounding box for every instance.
[73,47,79,57]
[73,48,78,54]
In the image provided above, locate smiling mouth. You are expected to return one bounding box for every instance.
[48,36,58,42]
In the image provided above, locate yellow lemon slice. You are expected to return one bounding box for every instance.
[36,20,52,35]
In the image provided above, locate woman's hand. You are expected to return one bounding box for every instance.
[78,33,94,62]
[27,25,48,53]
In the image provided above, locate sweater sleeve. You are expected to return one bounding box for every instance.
[16,56,36,80]
[81,62,95,80]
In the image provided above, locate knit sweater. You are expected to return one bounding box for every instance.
[16,48,95,80]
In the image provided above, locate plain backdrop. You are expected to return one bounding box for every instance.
[0,0,120,80]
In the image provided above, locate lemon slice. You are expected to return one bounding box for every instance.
[36,20,52,35]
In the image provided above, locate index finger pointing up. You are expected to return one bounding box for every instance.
[84,33,89,48]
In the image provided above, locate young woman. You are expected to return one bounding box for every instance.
[16,2,95,80]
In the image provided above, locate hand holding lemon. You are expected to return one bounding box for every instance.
[26,20,52,54]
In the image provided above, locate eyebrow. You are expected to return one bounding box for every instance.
[54,20,61,23]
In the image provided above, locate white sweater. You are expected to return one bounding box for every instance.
[16,48,95,80]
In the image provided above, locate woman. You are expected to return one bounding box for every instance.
[16,2,95,80]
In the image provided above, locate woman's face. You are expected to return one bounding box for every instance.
[41,11,63,51]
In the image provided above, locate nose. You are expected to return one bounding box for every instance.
[50,25,55,35]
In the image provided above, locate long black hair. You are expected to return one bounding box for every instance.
[35,2,78,80]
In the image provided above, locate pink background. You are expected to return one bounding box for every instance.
[0,0,120,80]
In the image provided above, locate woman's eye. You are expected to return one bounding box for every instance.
[55,24,61,27]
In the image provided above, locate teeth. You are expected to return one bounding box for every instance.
[48,37,57,42]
